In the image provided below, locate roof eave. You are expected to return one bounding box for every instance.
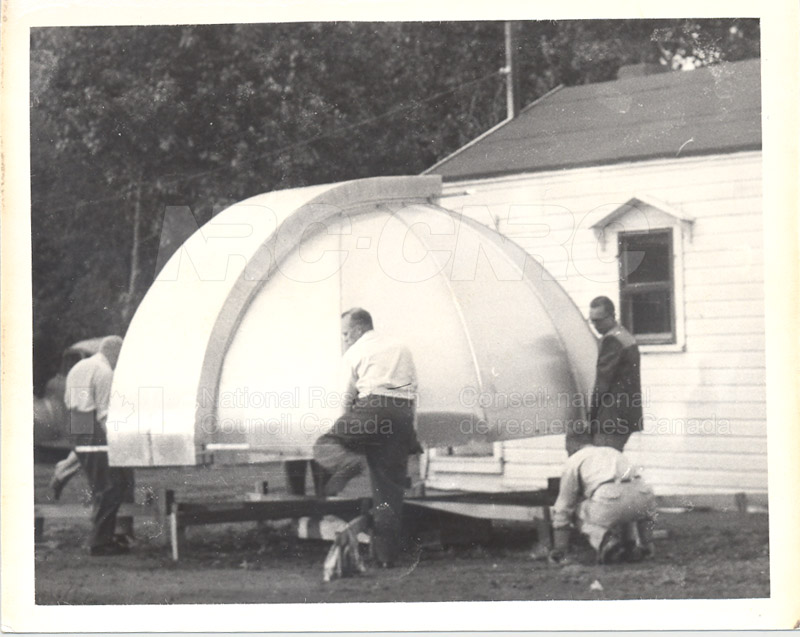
[436,144,763,183]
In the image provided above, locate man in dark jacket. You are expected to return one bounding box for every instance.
[568,296,643,453]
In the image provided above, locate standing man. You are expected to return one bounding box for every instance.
[568,296,643,453]
[313,308,418,568]
[65,335,135,555]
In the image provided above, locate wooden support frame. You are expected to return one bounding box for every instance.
[164,489,372,561]
[163,483,561,561]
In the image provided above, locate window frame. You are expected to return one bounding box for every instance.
[618,229,677,346]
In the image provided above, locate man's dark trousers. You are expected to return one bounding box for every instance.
[314,395,415,565]
[72,411,135,549]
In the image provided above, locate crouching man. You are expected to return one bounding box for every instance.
[549,433,656,565]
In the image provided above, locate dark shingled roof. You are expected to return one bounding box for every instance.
[427,58,761,181]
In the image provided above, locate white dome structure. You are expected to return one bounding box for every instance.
[107,176,596,466]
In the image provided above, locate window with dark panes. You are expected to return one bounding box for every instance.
[618,230,675,344]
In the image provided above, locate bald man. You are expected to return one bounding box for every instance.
[313,308,418,568]
[65,335,135,555]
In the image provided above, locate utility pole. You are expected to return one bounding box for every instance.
[504,21,520,120]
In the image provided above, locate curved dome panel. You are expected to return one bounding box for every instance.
[215,226,343,459]
[108,176,596,466]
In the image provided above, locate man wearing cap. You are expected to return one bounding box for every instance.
[64,335,135,555]
[313,308,418,568]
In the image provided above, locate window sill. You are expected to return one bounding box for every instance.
[639,342,686,354]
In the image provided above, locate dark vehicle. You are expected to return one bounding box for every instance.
[33,337,108,450]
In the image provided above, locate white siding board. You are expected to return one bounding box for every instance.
[424,473,505,493]
[680,198,763,217]
[626,434,767,455]
[644,384,766,403]
[452,179,762,217]
[637,469,766,492]
[684,269,764,287]
[686,232,764,251]
[643,180,762,204]
[503,436,569,451]
[684,250,763,270]
[683,285,763,303]
[683,334,765,352]
[684,316,765,335]
[684,301,766,320]
[643,367,766,386]
[691,214,763,234]
[641,352,764,369]
[642,419,766,438]
[640,400,765,421]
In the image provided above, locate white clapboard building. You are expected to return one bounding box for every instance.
[424,58,765,497]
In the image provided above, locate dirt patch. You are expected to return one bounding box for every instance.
[33,461,770,604]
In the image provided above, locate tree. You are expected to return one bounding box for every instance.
[29,19,760,389]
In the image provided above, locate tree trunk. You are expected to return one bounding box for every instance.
[123,181,142,322]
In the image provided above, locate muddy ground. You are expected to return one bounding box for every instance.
[33,460,770,604]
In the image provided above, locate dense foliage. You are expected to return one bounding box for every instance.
[30,19,759,390]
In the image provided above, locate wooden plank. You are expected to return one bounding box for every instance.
[175,497,367,527]
[408,489,557,507]
[405,500,543,522]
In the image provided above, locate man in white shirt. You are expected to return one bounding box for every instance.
[65,335,135,556]
[550,433,656,565]
[313,308,418,567]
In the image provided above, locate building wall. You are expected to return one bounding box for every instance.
[427,151,766,495]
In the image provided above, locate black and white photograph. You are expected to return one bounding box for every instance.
[2,0,798,632]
